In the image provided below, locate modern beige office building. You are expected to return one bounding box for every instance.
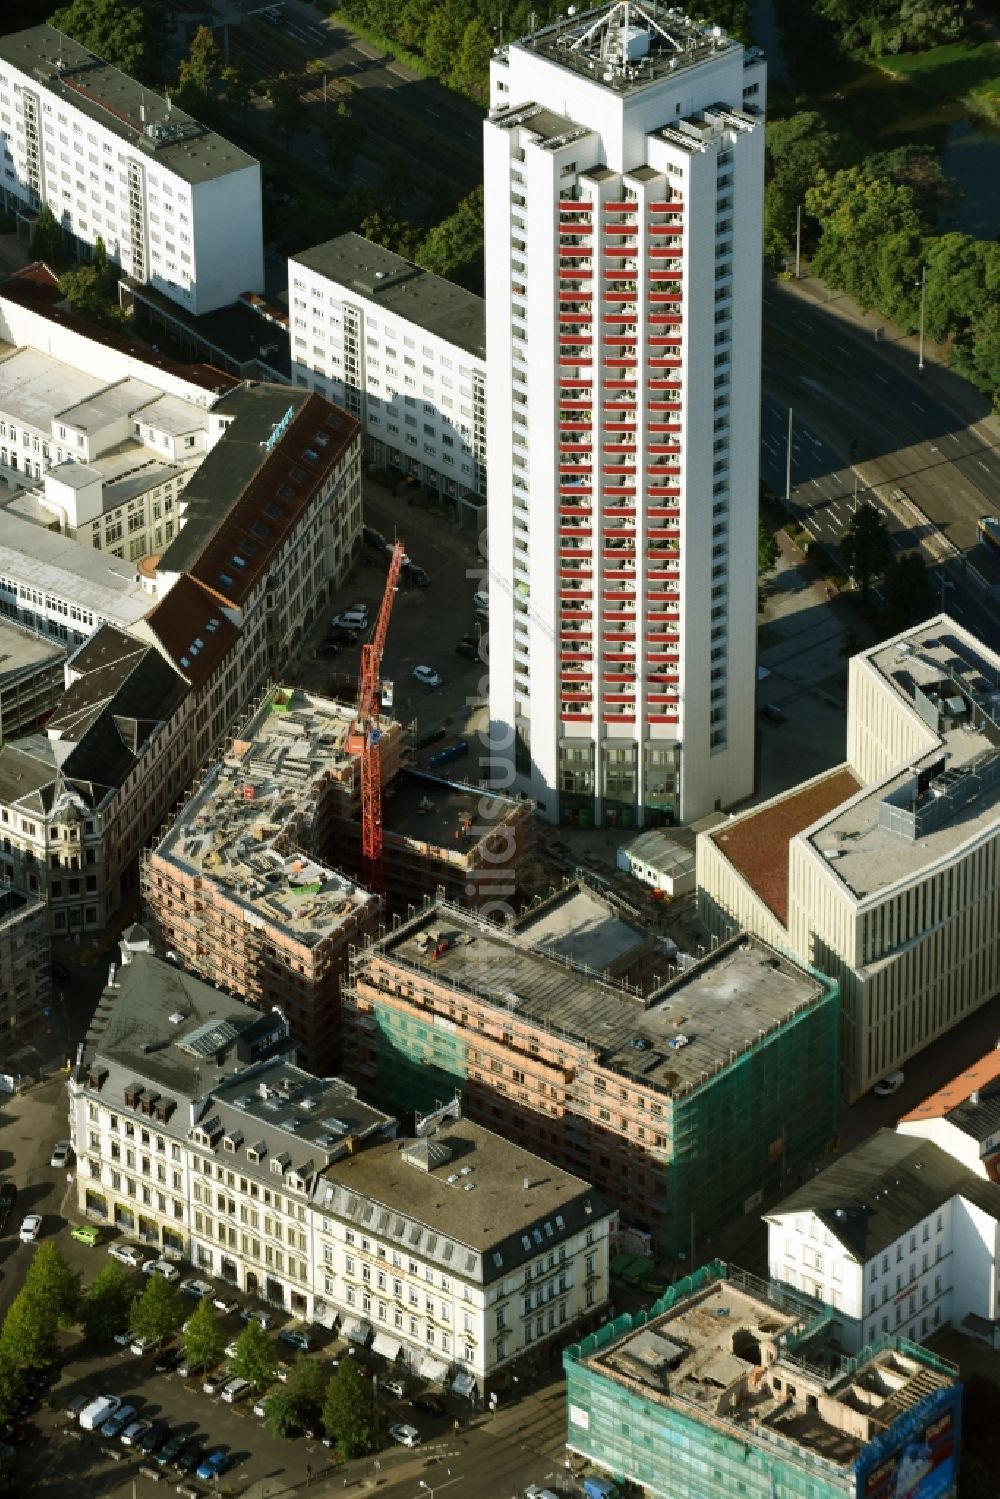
[698,616,1000,1100]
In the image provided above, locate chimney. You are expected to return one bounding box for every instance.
[523,1176,531,1190]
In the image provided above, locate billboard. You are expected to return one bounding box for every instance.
[855,1387,960,1499]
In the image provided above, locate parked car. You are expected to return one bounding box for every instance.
[196,1450,230,1481]
[221,1377,251,1405]
[107,1242,144,1267]
[202,1370,228,1396]
[277,1327,312,1352]
[64,1393,91,1422]
[408,565,431,587]
[18,1214,41,1243]
[331,607,368,632]
[154,1348,183,1374]
[473,590,488,613]
[874,1070,904,1097]
[0,1181,16,1235]
[213,1295,239,1315]
[363,525,386,551]
[155,1432,187,1467]
[137,1419,169,1456]
[410,1394,446,1418]
[240,1308,272,1330]
[50,1141,72,1169]
[389,1422,421,1447]
[253,1395,270,1419]
[112,1331,131,1347]
[412,665,442,687]
[130,1336,161,1357]
[378,1376,407,1400]
[179,1278,212,1300]
[175,1445,205,1475]
[119,1418,152,1448]
[70,1224,101,1246]
[142,1258,179,1281]
[99,1404,137,1440]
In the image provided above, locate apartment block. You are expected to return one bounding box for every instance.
[142,692,382,1075]
[486,3,766,826]
[343,898,839,1256]
[69,936,611,1395]
[0,25,263,314]
[897,1046,1000,1180]
[0,880,50,1048]
[289,234,486,505]
[767,1129,1000,1354]
[0,615,65,736]
[698,616,1000,1099]
[564,1261,961,1499]
[0,625,193,934]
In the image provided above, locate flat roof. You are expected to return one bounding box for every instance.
[0,614,65,679]
[57,376,161,432]
[317,1116,604,1280]
[711,767,862,926]
[804,624,1000,902]
[0,345,107,432]
[0,26,258,185]
[292,234,486,361]
[514,882,651,973]
[382,913,829,1094]
[0,511,148,623]
[585,1268,954,1468]
[509,0,743,97]
[384,768,525,851]
[155,688,376,944]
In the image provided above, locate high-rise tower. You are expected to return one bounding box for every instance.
[485,2,765,827]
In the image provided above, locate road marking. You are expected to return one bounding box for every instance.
[910,401,925,412]
[836,345,852,356]
[427,109,440,117]
[873,373,889,384]
[979,461,991,472]
[811,479,823,490]
[950,432,963,443]
[356,44,380,59]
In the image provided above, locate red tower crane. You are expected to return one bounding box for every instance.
[357,539,405,890]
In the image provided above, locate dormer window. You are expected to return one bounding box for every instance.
[271,1151,291,1175]
[223,1130,244,1154]
[246,1141,266,1164]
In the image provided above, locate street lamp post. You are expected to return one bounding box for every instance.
[917,264,927,373]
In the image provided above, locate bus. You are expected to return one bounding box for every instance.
[978,514,1000,553]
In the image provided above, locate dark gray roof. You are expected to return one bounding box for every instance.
[0,737,109,815]
[944,1081,1000,1145]
[292,234,485,361]
[0,26,257,185]
[50,625,188,744]
[81,951,292,1102]
[314,1117,607,1285]
[766,1130,1000,1261]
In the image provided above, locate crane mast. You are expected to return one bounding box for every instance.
[358,540,405,889]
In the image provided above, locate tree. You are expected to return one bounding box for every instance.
[181,1296,225,1373]
[840,501,893,599]
[24,1241,81,1328]
[129,1273,184,1345]
[229,1320,277,1392]
[450,17,494,101]
[861,146,960,228]
[416,184,484,291]
[806,167,921,312]
[262,1388,302,1438]
[0,1286,58,1368]
[286,1353,329,1421]
[80,1260,133,1342]
[763,111,849,268]
[324,100,366,184]
[882,550,932,632]
[223,61,259,120]
[0,1350,24,1423]
[267,74,302,155]
[50,0,168,85]
[176,25,222,113]
[31,204,65,267]
[322,1359,375,1457]
[758,518,779,575]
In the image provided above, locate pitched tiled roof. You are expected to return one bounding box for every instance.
[144,575,241,689]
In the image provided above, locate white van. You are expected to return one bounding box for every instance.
[221,1377,252,1405]
[79,1394,121,1431]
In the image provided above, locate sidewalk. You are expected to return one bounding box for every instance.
[774,270,1000,440]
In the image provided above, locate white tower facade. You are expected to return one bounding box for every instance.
[485,3,765,828]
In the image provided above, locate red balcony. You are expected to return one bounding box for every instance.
[650,202,684,212]
[604,380,637,390]
[559,200,592,211]
[604,224,638,236]
[648,508,681,521]
[604,423,636,434]
[560,629,593,640]
[559,222,593,234]
[602,269,638,280]
[560,689,592,701]
[561,713,594,722]
[559,421,591,432]
[646,713,679,724]
[649,313,682,325]
[649,357,682,369]
[603,291,637,304]
[604,201,638,211]
[559,357,593,368]
[649,380,682,391]
[603,712,636,723]
[605,335,637,348]
[648,223,684,236]
[649,292,682,304]
[560,399,593,410]
[650,336,682,348]
[559,464,592,475]
[559,269,593,280]
[649,246,683,258]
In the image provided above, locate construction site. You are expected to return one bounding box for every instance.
[143,684,534,1072]
[564,1261,961,1499]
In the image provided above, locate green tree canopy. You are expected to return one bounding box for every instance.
[758,519,779,575]
[50,0,168,84]
[416,184,484,291]
[182,1296,225,1373]
[806,167,921,312]
[176,25,223,113]
[811,0,969,54]
[129,1272,184,1345]
[324,99,366,183]
[24,1241,81,1328]
[840,501,893,599]
[222,60,259,119]
[267,74,302,154]
[322,1359,375,1457]
[0,1285,58,1368]
[0,1350,25,1423]
[263,1388,302,1438]
[31,203,66,267]
[229,1320,278,1392]
[80,1259,133,1343]
[286,1353,329,1420]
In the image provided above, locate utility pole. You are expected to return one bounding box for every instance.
[785,407,793,508]
[323,72,328,125]
[917,263,927,373]
[795,203,802,280]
